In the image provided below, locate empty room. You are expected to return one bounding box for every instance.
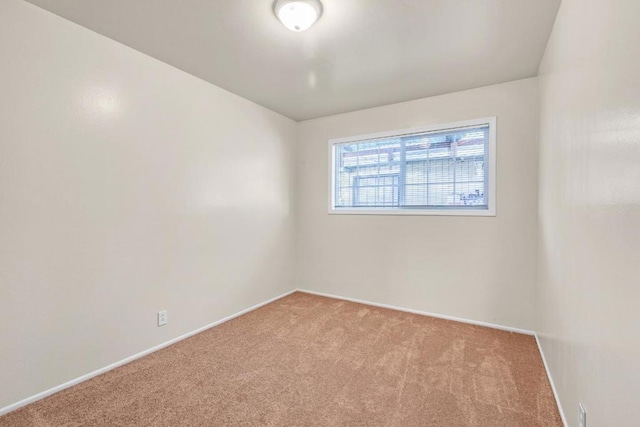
[1,0,638,425]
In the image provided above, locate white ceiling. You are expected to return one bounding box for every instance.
[25,0,561,121]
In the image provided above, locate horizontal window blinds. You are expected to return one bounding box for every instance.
[333,124,490,210]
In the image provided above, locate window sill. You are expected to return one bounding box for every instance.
[328,208,496,217]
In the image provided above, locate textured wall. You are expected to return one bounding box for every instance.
[0,0,296,409]
[297,78,540,331]
[537,0,640,424]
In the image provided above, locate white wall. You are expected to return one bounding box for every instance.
[0,0,296,409]
[297,78,540,331]
[537,0,640,425]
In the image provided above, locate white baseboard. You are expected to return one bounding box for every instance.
[0,289,297,417]
[535,333,568,427]
[296,289,535,336]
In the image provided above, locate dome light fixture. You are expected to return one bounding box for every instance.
[274,0,322,32]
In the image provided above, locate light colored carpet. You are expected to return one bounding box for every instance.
[0,292,562,426]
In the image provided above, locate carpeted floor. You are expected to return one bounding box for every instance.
[0,292,562,426]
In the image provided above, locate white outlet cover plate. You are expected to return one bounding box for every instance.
[578,403,586,427]
[158,310,168,326]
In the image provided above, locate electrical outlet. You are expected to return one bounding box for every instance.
[578,403,586,427]
[158,310,168,327]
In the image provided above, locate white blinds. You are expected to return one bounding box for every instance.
[333,124,490,210]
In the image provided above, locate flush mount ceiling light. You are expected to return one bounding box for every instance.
[274,0,322,32]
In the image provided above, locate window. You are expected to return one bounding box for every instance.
[329,117,496,215]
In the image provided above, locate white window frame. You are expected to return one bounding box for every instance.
[328,117,497,216]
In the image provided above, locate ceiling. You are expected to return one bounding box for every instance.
[25,0,561,121]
